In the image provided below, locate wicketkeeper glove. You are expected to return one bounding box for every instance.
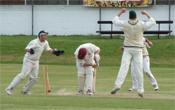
[29,48,35,54]
[53,49,65,56]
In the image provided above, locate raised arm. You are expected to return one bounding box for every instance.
[141,10,151,18]
[117,8,126,17]
[112,8,126,30]
[141,10,156,31]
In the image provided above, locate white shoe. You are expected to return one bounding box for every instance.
[5,89,12,95]
[153,84,159,91]
[128,88,137,91]
[111,86,120,94]
[76,90,84,95]
[87,89,93,96]
[26,92,31,95]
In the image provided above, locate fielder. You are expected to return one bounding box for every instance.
[6,30,64,95]
[111,8,156,97]
[74,43,100,95]
[128,38,159,91]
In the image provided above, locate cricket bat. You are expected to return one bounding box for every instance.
[93,66,97,93]
[92,62,97,93]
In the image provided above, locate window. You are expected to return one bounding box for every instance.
[156,0,175,5]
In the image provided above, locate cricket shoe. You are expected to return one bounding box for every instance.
[5,89,12,95]
[153,84,159,91]
[111,86,120,94]
[21,91,31,95]
[138,93,143,98]
[26,92,31,95]
[128,88,137,91]
[87,89,93,96]
[76,90,84,95]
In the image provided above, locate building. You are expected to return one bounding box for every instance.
[0,0,174,35]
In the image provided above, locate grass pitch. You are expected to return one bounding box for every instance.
[1,64,174,110]
[0,35,174,109]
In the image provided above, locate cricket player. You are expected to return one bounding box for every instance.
[5,30,64,95]
[74,43,100,95]
[111,8,156,97]
[128,38,159,91]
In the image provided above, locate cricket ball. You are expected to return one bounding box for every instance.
[48,90,51,92]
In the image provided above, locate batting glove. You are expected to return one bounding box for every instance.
[91,63,97,66]
[29,48,35,54]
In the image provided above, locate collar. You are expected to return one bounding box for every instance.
[128,19,138,25]
[37,38,45,45]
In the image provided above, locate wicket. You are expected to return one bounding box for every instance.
[42,65,51,95]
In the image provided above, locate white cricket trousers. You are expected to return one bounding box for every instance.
[21,57,39,78]
[6,57,39,90]
[115,47,144,93]
[131,56,158,89]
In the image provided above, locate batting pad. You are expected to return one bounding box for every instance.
[85,66,93,91]
[6,74,24,90]
[22,77,39,93]
[78,77,86,91]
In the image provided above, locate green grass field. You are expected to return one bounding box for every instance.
[1,64,174,110]
[0,35,174,67]
[0,35,174,110]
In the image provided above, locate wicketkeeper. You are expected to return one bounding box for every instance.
[6,30,64,95]
[111,8,156,97]
[74,43,100,95]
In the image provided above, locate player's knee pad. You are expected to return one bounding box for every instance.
[31,77,39,81]
[78,67,85,78]
[143,68,151,75]
[18,73,26,79]
[85,66,93,75]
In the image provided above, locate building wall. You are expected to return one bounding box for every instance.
[0,5,174,35]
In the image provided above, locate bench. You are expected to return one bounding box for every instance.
[96,21,173,39]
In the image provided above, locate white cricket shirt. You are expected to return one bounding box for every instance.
[25,38,51,61]
[143,37,152,57]
[74,43,100,66]
[112,16,156,47]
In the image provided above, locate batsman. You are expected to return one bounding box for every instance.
[6,30,64,95]
[74,43,100,95]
